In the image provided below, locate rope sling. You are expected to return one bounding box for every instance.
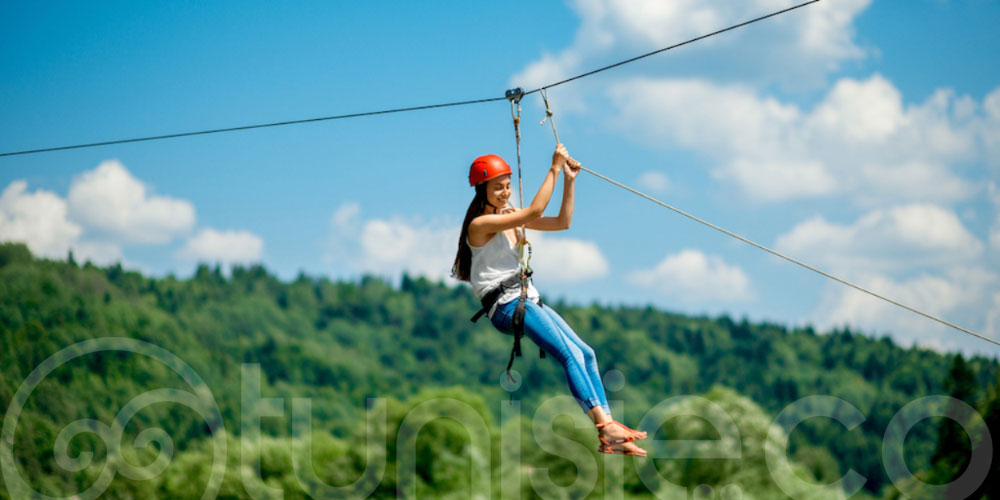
[504,88,544,390]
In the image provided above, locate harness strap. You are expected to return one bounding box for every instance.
[469,272,522,323]
[469,271,547,385]
[508,302,546,360]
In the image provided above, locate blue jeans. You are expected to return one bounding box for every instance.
[491,299,612,415]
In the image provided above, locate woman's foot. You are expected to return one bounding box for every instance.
[596,421,647,456]
[596,421,646,443]
[598,441,646,456]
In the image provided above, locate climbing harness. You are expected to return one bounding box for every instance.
[469,273,523,323]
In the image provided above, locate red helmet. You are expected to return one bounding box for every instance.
[468,154,511,186]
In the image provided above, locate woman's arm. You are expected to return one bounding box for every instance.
[526,158,579,231]
[469,145,570,235]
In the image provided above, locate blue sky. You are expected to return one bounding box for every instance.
[2,0,998,356]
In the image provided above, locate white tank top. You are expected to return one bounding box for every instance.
[468,230,540,318]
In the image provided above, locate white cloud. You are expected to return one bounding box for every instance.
[775,204,1000,354]
[528,232,610,283]
[637,171,670,193]
[2,163,266,271]
[177,228,263,266]
[983,88,1000,170]
[0,180,82,259]
[775,204,984,273]
[986,292,1000,343]
[331,202,361,234]
[809,75,905,143]
[0,180,124,265]
[68,160,195,244]
[628,249,753,303]
[610,75,984,205]
[356,218,456,280]
[327,202,459,281]
[822,275,961,336]
[813,268,1000,354]
[512,0,872,93]
[990,183,1000,251]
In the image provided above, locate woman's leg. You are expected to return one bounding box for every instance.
[493,300,646,455]
[538,304,612,416]
[502,300,606,413]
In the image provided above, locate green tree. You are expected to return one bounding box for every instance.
[968,372,1000,500]
[924,354,980,498]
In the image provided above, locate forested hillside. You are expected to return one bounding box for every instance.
[1,242,997,499]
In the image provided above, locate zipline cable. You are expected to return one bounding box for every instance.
[0,0,820,158]
[582,167,999,348]
[0,97,507,158]
[535,92,1000,348]
[523,0,820,96]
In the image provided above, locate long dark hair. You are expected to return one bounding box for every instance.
[452,182,489,282]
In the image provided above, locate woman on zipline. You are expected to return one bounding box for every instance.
[452,144,647,456]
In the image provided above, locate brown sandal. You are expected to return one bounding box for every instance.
[597,443,647,456]
[595,420,647,445]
